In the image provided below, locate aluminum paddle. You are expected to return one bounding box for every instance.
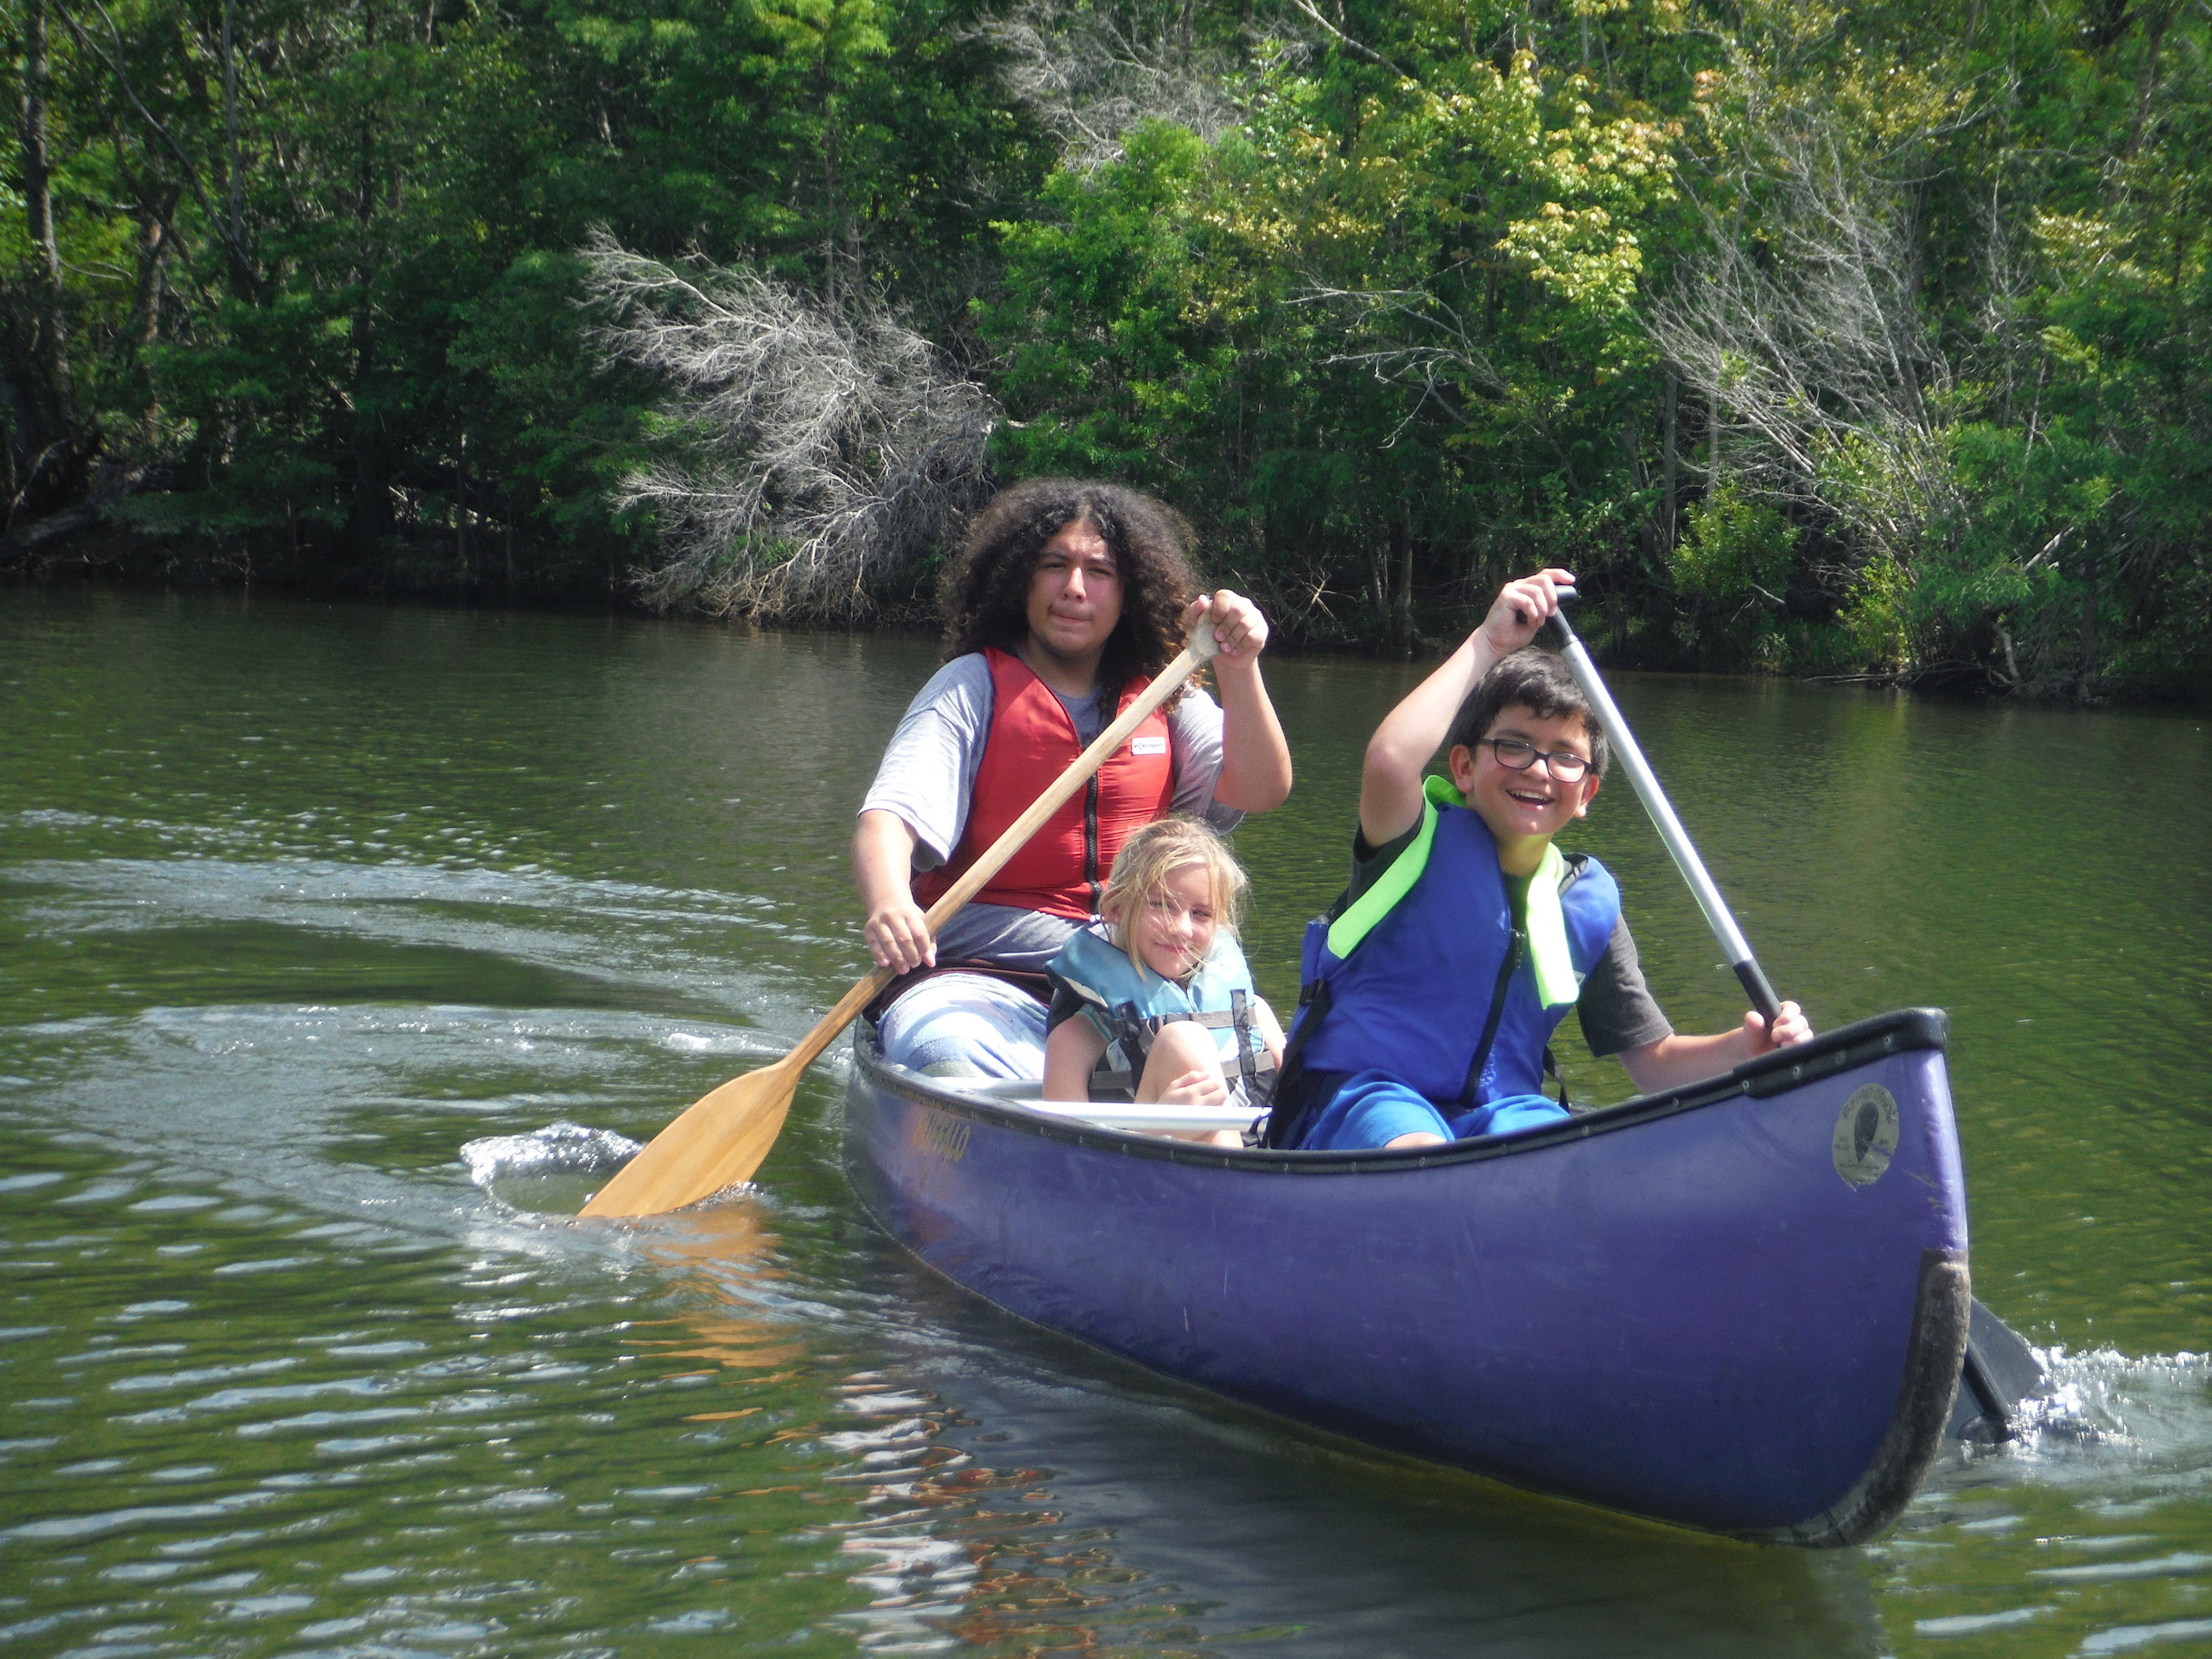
[1543,593,1783,1026]
[580,620,1219,1218]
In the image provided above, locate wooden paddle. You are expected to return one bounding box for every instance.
[580,619,1220,1218]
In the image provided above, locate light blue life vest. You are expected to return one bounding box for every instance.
[1046,922,1273,1095]
[1281,775,1620,1114]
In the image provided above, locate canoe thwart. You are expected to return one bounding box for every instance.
[905,1072,1264,1136]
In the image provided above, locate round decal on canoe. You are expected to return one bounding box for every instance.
[1832,1084,1900,1188]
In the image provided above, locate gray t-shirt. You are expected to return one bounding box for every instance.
[860,653,1242,972]
[1347,820,1673,1059]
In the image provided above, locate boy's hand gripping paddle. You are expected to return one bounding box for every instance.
[580,622,1220,1218]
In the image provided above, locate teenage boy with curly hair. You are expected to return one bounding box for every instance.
[855,479,1294,1079]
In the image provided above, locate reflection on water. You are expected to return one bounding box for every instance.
[1,587,2207,1657]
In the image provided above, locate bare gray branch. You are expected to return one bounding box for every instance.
[972,0,1253,169]
[1649,76,1965,573]
[581,232,997,623]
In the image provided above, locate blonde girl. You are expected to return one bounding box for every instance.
[1041,817,1285,1116]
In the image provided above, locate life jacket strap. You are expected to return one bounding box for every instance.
[1260,972,1332,1148]
[1523,842,1582,1010]
[1543,1045,1572,1112]
[1094,995,1276,1089]
[1457,928,1526,1105]
[1232,988,1259,1095]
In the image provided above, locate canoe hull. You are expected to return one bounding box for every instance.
[842,1008,1969,1543]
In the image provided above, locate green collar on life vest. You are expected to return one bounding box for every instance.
[1327,774,1583,1011]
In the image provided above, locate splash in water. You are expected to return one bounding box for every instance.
[462,1121,643,1214]
[1936,1344,2212,1482]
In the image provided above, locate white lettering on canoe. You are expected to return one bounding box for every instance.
[911,1111,971,1163]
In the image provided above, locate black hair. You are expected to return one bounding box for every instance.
[1446,647,1610,778]
[940,479,1200,691]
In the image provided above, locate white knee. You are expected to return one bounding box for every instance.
[1136,1020,1227,1104]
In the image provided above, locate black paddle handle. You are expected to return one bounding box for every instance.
[1735,959,1782,1026]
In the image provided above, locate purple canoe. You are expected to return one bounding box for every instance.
[842,1006,1973,1544]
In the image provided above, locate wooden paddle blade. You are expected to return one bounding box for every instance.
[580,1056,803,1218]
[578,631,1214,1222]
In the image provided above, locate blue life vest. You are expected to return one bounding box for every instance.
[1047,923,1273,1094]
[1282,776,1620,1112]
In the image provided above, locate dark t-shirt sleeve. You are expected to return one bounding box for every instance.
[1577,915,1672,1057]
[1045,981,1089,1037]
[1342,821,1670,1059]
[1345,821,1419,902]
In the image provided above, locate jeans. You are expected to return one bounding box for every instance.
[875,972,1049,1079]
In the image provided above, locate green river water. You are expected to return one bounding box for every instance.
[2,587,2208,1658]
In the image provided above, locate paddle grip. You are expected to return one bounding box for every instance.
[1734,957,1783,1026]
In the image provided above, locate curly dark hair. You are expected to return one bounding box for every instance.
[940,479,1201,692]
[1446,647,1611,778]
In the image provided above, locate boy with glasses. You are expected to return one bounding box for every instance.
[1264,569,1810,1152]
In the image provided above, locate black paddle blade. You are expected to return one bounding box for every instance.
[1948,1298,2053,1443]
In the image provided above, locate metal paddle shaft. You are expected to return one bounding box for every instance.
[1545,597,1782,1024]
[580,621,1221,1218]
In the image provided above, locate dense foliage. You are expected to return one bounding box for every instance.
[5,0,2206,697]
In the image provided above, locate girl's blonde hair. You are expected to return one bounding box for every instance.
[1099,817,1247,966]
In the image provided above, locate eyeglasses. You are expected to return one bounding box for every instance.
[1474,737,1593,782]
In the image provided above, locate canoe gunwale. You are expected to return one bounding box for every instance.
[856,1004,1950,1175]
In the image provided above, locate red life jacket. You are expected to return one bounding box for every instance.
[911,648,1176,922]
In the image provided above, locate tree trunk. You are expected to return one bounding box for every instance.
[3,0,96,528]
[126,209,171,350]
[1393,497,1415,658]
[222,0,243,254]
[125,204,171,445]
[1366,533,1387,640]
[455,440,472,585]
[349,310,389,557]
[348,0,390,558]
[817,38,843,308]
[21,0,60,292]
[1661,369,1678,548]
[2077,550,2099,700]
[2123,0,2172,159]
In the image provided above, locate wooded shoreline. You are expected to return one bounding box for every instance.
[6,0,2206,703]
[14,555,2197,712]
